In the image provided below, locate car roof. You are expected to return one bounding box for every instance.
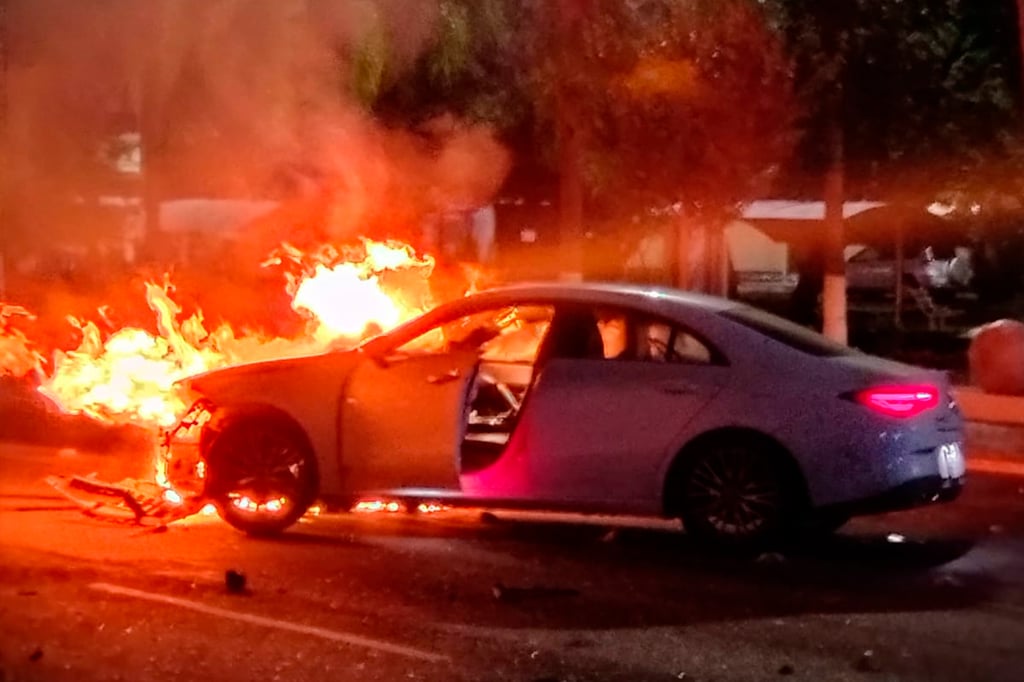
[466,281,738,313]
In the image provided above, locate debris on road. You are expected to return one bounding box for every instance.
[778,663,795,675]
[853,649,882,673]
[491,582,581,603]
[45,473,207,526]
[756,552,787,564]
[28,647,43,662]
[225,570,249,595]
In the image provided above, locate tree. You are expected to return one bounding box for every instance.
[772,0,1020,341]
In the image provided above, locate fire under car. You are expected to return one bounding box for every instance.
[161,282,965,548]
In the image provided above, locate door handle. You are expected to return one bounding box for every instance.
[427,369,461,385]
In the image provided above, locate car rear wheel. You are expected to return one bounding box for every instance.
[204,416,318,536]
[680,437,803,549]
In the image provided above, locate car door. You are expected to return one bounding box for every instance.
[337,301,553,495]
[338,345,480,494]
[506,306,729,510]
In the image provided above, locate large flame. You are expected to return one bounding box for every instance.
[20,238,447,430]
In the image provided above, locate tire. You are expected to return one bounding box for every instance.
[204,415,318,536]
[679,436,804,550]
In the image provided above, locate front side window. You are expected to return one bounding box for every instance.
[393,305,553,361]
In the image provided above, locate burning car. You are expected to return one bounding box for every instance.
[161,282,965,547]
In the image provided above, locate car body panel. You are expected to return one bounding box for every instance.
[183,351,361,498]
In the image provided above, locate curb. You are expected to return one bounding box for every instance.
[953,387,1024,457]
[953,386,1024,427]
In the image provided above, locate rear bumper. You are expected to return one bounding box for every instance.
[823,474,965,517]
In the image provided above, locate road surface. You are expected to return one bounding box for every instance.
[2,442,1023,682]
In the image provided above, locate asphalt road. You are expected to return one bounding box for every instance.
[1,442,1023,682]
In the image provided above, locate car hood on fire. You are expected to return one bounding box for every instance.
[180,349,360,396]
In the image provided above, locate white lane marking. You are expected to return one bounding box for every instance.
[89,582,449,664]
[968,458,1024,477]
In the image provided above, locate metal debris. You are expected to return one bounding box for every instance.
[46,474,207,526]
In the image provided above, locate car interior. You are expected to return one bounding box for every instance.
[456,304,714,472]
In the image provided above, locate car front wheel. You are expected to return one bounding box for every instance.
[680,437,803,549]
[204,416,318,536]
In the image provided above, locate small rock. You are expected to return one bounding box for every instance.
[480,511,500,524]
[599,528,620,543]
[151,525,169,534]
[853,649,882,673]
[676,673,688,680]
[28,648,43,662]
[225,570,248,595]
[778,663,795,675]
[756,552,786,564]
[989,524,1005,534]
[16,590,38,597]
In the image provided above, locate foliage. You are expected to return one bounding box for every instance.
[569,0,799,219]
[770,0,1022,198]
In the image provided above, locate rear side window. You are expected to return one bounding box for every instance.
[719,306,859,357]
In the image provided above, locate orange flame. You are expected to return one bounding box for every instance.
[34,239,447,430]
[0,304,44,379]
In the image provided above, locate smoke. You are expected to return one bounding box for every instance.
[4,0,511,262]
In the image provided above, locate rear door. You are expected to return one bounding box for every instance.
[506,306,729,510]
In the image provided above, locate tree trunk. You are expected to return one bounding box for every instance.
[672,215,690,289]
[556,101,584,281]
[0,0,8,299]
[554,0,588,282]
[822,111,848,344]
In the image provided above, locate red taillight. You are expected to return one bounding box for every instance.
[855,384,940,419]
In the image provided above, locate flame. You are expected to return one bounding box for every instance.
[0,237,486,521]
[0,304,44,378]
[28,238,446,430]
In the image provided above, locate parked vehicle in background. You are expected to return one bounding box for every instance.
[845,243,974,299]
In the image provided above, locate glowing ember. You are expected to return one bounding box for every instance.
[353,499,405,513]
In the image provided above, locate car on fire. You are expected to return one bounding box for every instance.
[161,282,965,547]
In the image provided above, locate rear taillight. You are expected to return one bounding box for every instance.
[854,384,940,419]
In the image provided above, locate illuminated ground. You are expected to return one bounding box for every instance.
[1,442,1024,682]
